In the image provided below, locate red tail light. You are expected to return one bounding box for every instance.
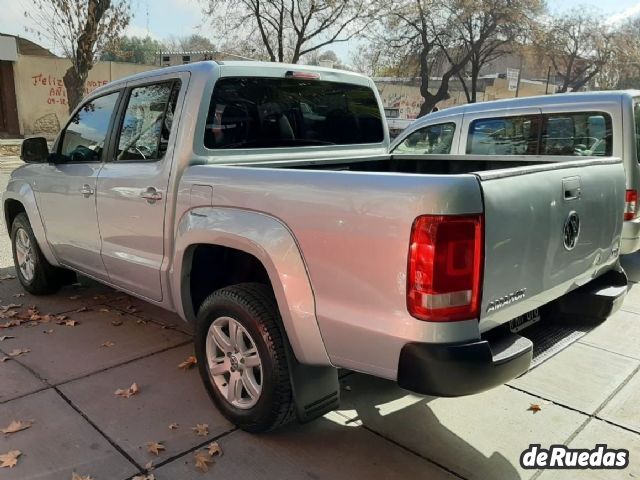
[625,189,637,221]
[407,214,483,322]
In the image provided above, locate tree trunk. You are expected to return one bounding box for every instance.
[470,62,478,103]
[63,67,87,114]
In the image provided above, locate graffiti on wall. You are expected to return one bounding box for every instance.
[31,73,108,106]
[376,84,423,120]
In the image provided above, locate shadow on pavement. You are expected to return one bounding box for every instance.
[264,375,521,480]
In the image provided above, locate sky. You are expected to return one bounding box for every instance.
[1,0,640,63]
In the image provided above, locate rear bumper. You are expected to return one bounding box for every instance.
[621,219,640,254]
[397,267,628,397]
[397,334,532,397]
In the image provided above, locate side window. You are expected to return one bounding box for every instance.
[60,92,120,162]
[115,81,181,161]
[467,115,540,155]
[394,123,456,154]
[541,112,612,156]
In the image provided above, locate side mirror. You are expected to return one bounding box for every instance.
[21,137,49,163]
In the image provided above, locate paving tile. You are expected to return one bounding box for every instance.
[336,373,586,480]
[0,355,46,402]
[537,419,640,479]
[0,307,189,384]
[599,368,640,433]
[621,281,640,315]
[509,343,638,413]
[58,344,233,467]
[154,411,456,480]
[106,293,193,335]
[0,274,120,315]
[0,388,137,479]
[579,309,640,360]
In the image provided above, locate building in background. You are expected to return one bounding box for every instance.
[0,33,156,138]
[157,50,254,67]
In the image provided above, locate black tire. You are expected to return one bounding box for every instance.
[10,213,74,294]
[195,283,295,432]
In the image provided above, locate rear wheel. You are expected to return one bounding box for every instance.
[10,213,74,294]
[195,283,295,432]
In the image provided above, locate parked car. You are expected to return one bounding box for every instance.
[384,107,412,138]
[391,91,640,254]
[6,62,628,432]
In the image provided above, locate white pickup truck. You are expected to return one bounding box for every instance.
[7,61,628,432]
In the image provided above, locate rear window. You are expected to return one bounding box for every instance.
[204,77,384,149]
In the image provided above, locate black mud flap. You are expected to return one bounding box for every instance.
[282,339,340,423]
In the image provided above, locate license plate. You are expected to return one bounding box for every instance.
[509,308,541,333]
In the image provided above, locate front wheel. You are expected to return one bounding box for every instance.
[10,213,73,294]
[195,283,295,432]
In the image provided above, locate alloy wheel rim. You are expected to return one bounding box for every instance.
[15,228,35,282]
[206,316,263,409]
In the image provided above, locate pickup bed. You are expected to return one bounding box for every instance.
[6,61,628,432]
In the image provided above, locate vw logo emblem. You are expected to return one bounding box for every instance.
[563,211,580,250]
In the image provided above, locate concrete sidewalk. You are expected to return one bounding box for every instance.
[1,262,640,479]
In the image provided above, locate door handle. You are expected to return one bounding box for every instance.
[562,177,581,201]
[80,184,94,198]
[141,187,163,204]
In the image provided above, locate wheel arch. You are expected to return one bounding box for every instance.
[3,184,59,266]
[172,207,331,366]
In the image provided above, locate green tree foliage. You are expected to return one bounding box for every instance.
[102,35,163,64]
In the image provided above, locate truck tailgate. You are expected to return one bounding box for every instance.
[476,158,625,333]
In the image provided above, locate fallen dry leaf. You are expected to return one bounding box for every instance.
[58,319,79,327]
[99,308,110,313]
[0,275,16,281]
[0,321,19,329]
[12,293,24,298]
[56,315,68,321]
[178,355,197,370]
[194,451,214,472]
[207,441,223,457]
[132,474,155,480]
[1,420,33,435]
[111,319,123,327]
[75,307,88,313]
[0,449,21,468]
[8,348,29,357]
[115,382,139,399]
[0,357,9,363]
[43,329,54,335]
[0,304,21,312]
[68,295,80,300]
[144,460,154,470]
[168,423,179,430]
[528,403,542,414]
[136,319,147,325]
[71,473,94,480]
[192,424,209,436]
[146,441,165,456]
[100,340,115,348]
[0,335,14,341]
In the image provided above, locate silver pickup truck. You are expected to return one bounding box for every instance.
[6,61,628,432]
